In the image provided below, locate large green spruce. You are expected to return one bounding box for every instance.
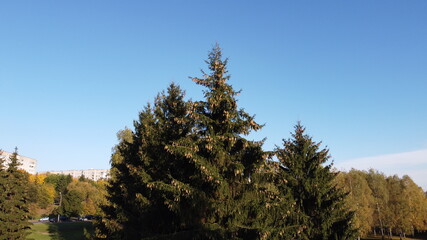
[0,149,31,240]
[99,46,266,239]
[178,44,265,238]
[275,123,356,239]
[99,83,195,239]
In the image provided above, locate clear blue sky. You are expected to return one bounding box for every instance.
[1,1,426,187]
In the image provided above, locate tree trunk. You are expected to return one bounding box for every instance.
[377,203,385,238]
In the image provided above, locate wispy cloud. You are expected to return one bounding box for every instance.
[335,149,427,191]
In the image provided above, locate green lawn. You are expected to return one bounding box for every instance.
[28,223,427,240]
[28,222,94,240]
[362,235,427,240]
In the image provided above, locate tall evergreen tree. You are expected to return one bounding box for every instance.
[0,149,31,240]
[99,46,266,239]
[172,44,265,238]
[275,123,356,240]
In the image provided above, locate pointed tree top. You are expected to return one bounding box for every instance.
[8,147,21,171]
[193,44,230,89]
[207,43,228,74]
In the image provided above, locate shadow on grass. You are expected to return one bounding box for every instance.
[362,232,427,240]
[47,222,93,240]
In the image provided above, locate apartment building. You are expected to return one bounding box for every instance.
[0,151,37,175]
[42,169,110,181]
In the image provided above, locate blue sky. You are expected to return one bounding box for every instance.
[1,1,426,188]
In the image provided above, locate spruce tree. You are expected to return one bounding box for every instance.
[172,44,265,238]
[0,150,7,237]
[99,83,196,239]
[241,159,298,239]
[275,123,356,240]
[0,149,31,240]
[99,46,266,239]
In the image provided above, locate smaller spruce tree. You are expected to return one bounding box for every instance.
[275,123,356,240]
[99,83,197,239]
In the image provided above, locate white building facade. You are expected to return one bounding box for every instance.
[42,169,110,181]
[0,151,37,175]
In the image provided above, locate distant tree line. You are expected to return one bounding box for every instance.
[336,169,427,238]
[41,174,107,218]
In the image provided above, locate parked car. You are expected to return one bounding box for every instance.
[39,217,49,222]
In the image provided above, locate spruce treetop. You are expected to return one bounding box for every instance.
[192,44,261,137]
[280,122,331,175]
[7,147,22,172]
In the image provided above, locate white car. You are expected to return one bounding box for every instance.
[39,217,49,222]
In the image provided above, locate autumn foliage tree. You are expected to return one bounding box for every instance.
[335,169,427,238]
[27,173,56,217]
[335,169,375,237]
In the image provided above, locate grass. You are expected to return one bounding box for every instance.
[28,222,427,240]
[28,221,94,240]
[362,234,427,240]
